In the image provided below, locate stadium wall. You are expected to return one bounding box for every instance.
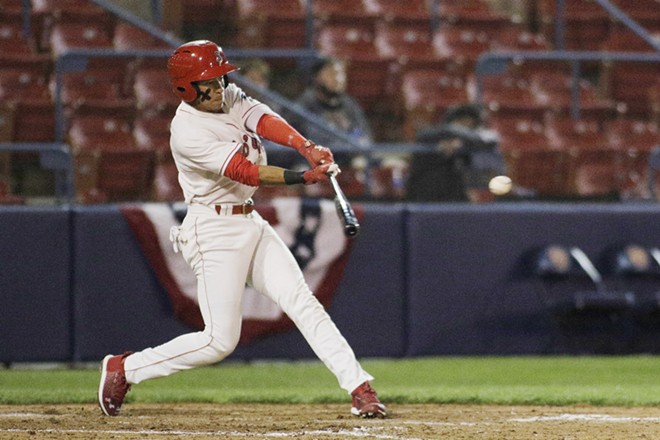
[2,202,660,363]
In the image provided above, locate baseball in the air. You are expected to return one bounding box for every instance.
[488,175,513,195]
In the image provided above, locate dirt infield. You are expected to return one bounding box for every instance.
[1,403,660,439]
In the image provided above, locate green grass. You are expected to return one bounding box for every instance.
[1,356,660,406]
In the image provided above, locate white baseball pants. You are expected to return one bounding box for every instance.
[123,204,373,394]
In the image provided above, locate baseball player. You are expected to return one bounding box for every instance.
[98,40,386,418]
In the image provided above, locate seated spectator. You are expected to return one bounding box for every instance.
[291,57,373,167]
[406,103,505,202]
[240,58,272,90]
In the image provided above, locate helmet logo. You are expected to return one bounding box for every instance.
[215,50,225,66]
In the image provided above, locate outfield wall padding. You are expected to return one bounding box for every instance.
[2,202,660,363]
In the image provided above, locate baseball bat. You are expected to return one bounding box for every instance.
[329,174,360,238]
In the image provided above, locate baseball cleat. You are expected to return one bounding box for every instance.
[351,381,387,418]
[98,352,133,416]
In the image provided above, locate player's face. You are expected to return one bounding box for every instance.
[193,76,225,113]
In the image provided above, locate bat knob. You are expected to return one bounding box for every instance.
[344,223,360,237]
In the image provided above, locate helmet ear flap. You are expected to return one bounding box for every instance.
[174,83,197,102]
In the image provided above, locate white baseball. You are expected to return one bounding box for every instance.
[488,175,512,195]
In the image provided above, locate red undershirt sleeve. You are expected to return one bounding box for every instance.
[224,152,260,186]
[256,114,307,152]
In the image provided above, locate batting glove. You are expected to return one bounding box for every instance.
[303,163,341,185]
[301,140,334,167]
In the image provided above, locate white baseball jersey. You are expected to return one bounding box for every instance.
[169,83,277,205]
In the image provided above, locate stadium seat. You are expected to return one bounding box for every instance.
[234,0,306,48]
[400,69,469,140]
[316,23,393,111]
[67,115,135,153]
[113,22,172,50]
[611,0,660,32]
[477,70,550,125]
[37,5,114,53]
[600,30,660,117]
[536,0,610,50]
[68,114,158,203]
[606,119,660,199]
[530,71,616,121]
[440,2,512,35]
[432,26,492,70]
[0,53,52,82]
[362,0,431,25]
[311,0,376,26]
[133,114,173,161]
[490,29,552,52]
[374,22,443,71]
[11,101,56,142]
[133,68,180,118]
[0,14,38,55]
[368,161,408,200]
[546,117,624,198]
[490,117,571,197]
[48,21,114,57]
[152,160,183,202]
[0,69,51,105]
[94,149,155,202]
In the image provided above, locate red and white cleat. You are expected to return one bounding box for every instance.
[351,381,387,418]
[98,352,132,416]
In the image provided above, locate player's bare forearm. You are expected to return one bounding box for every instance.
[257,163,338,186]
[258,165,287,186]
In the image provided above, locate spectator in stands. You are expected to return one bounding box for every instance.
[405,103,505,202]
[291,58,373,167]
[240,58,272,89]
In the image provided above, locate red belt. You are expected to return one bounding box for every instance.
[215,203,254,215]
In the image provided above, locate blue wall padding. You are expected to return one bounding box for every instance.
[72,206,193,361]
[405,203,660,356]
[3,202,660,363]
[0,207,72,362]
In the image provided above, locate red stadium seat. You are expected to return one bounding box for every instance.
[432,26,492,70]
[133,68,180,117]
[0,104,15,142]
[0,69,51,105]
[312,0,376,26]
[530,71,616,121]
[600,30,660,117]
[478,71,548,123]
[316,23,393,111]
[113,22,172,50]
[94,149,155,202]
[611,0,660,32]
[133,114,173,160]
[48,21,113,57]
[536,0,610,50]
[67,115,135,153]
[374,22,444,71]
[400,69,469,140]
[234,0,306,48]
[0,14,38,55]
[606,119,660,198]
[362,0,431,25]
[68,114,156,203]
[37,5,114,53]
[11,101,56,142]
[153,161,184,202]
[546,117,624,197]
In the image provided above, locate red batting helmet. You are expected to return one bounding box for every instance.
[167,40,239,102]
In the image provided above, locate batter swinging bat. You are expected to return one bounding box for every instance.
[329,174,360,238]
